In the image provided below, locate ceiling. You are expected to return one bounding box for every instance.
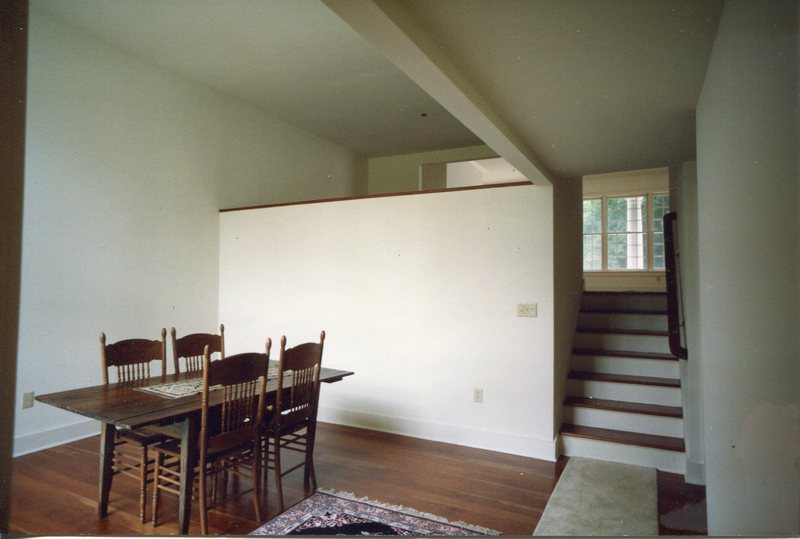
[34,0,724,180]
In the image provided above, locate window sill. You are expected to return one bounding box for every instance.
[583,271,666,292]
[583,270,666,274]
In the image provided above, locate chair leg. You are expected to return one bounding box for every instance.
[252,455,262,523]
[273,436,284,512]
[151,452,161,527]
[304,427,317,491]
[199,462,208,535]
[139,445,148,523]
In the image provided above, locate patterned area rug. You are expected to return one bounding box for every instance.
[250,489,500,536]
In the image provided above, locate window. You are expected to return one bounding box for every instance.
[583,193,669,271]
[582,199,602,270]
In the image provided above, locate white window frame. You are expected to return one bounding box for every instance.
[583,191,669,272]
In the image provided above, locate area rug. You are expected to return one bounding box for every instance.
[250,489,500,536]
[532,457,658,536]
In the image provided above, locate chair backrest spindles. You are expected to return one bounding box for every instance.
[171,324,225,374]
[201,346,268,456]
[275,331,325,429]
[100,329,167,384]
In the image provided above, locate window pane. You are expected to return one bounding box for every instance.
[583,199,601,233]
[583,234,602,270]
[607,233,626,269]
[653,193,669,233]
[607,197,627,232]
[653,231,665,269]
[607,196,646,269]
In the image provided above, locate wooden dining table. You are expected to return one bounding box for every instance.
[36,362,353,535]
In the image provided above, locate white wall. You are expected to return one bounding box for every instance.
[216,108,367,209]
[368,145,497,194]
[671,162,704,484]
[14,6,364,455]
[446,160,486,188]
[219,184,557,460]
[552,177,584,439]
[696,0,799,534]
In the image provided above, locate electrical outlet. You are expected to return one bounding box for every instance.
[473,388,483,403]
[22,391,34,409]
[517,303,537,317]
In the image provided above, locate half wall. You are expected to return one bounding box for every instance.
[219,184,556,459]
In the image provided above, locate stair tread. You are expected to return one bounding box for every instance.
[572,347,678,361]
[583,291,667,296]
[564,396,683,418]
[580,307,668,315]
[561,424,685,452]
[576,327,669,337]
[569,370,681,388]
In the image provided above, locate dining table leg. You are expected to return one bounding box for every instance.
[98,422,115,517]
[177,413,200,535]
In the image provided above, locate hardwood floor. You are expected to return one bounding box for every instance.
[9,422,705,535]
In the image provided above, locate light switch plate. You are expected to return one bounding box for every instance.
[22,391,34,409]
[517,303,537,317]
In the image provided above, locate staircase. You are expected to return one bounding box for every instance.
[560,291,686,474]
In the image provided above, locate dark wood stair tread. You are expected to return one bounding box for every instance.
[583,291,667,296]
[561,424,685,452]
[568,370,681,388]
[572,347,678,361]
[564,396,683,418]
[576,327,669,337]
[580,307,668,315]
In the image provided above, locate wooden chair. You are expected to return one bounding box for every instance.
[266,330,325,511]
[99,329,168,523]
[151,344,270,535]
[171,324,225,373]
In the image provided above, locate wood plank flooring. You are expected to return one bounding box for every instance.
[9,422,705,535]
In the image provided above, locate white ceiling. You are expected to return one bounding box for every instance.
[33,0,724,180]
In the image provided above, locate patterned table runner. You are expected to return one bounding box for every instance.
[136,363,281,399]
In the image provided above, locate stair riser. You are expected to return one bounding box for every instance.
[581,293,667,312]
[571,354,679,378]
[578,312,668,331]
[564,406,684,438]
[567,379,682,406]
[574,332,671,354]
[561,435,686,474]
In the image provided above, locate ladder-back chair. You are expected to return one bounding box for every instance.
[171,324,225,373]
[266,330,325,511]
[151,344,270,535]
[99,329,168,523]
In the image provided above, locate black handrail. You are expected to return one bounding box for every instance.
[663,212,687,359]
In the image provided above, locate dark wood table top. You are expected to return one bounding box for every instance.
[36,364,354,430]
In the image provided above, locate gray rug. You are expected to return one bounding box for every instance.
[533,457,658,536]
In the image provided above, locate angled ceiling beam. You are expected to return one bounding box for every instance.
[322,0,554,185]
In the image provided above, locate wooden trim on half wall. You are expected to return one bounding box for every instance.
[220,181,534,213]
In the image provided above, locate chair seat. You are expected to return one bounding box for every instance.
[118,426,168,446]
[153,437,257,463]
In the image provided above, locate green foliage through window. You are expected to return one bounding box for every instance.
[582,193,668,271]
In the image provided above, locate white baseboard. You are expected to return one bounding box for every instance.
[318,405,557,462]
[13,419,99,457]
[561,433,686,474]
[15,409,558,464]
